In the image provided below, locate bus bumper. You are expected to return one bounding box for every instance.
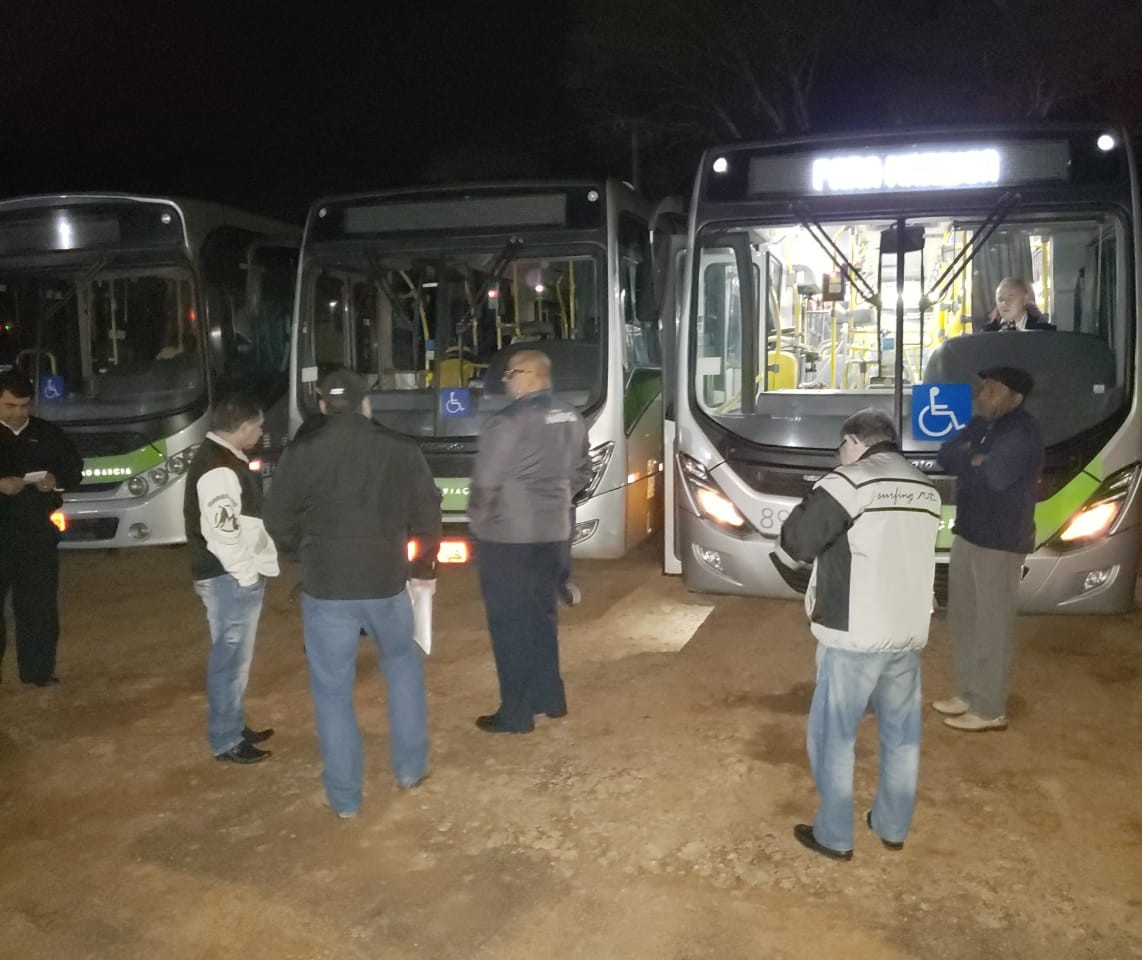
[58,476,190,549]
[1017,526,1139,614]
[677,510,803,597]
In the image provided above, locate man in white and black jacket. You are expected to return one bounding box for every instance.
[772,409,941,861]
[184,392,280,764]
[264,368,441,818]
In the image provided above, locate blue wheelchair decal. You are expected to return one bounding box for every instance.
[441,388,470,417]
[40,375,65,402]
[912,383,971,440]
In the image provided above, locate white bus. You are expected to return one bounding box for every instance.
[289,180,665,561]
[0,194,299,547]
[666,125,1142,613]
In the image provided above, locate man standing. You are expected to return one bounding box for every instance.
[773,410,941,860]
[264,369,441,818]
[470,349,591,734]
[934,367,1043,732]
[0,371,83,686]
[184,392,280,763]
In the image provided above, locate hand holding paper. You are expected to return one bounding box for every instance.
[409,579,436,655]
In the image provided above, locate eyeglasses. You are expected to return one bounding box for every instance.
[502,368,528,380]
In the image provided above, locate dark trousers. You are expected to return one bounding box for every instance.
[0,536,62,683]
[476,539,566,731]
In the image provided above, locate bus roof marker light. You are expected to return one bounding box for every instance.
[712,157,729,175]
[56,217,74,250]
[587,190,600,202]
[160,212,172,225]
[1097,133,1117,152]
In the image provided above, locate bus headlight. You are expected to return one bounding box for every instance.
[1053,463,1140,547]
[574,442,615,503]
[149,466,170,487]
[679,453,753,534]
[127,475,149,497]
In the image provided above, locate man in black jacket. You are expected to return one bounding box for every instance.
[0,371,83,686]
[934,366,1044,732]
[265,369,441,818]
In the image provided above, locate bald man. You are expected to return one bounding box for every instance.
[469,350,592,734]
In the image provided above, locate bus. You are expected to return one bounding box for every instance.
[0,194,299,548]
[666,125,1141,614]
[289,180,665,561]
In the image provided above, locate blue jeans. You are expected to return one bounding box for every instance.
[301,589,427,815]
[807,644,922,851]
[194,575,266,755]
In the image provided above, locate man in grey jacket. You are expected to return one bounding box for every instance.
[470,349,592,734]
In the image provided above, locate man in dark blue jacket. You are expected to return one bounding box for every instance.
[934,366,1043,732]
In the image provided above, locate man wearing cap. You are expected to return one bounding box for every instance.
[184,391,280,763]
[934,366,1043,732]
[264,369,441,817]
[470,349,591,734]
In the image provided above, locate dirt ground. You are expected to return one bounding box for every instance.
[1,540,1140,960]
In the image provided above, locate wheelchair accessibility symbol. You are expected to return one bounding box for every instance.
[912,383,971,440]
[440,388,470,417]
[40,375,65,402]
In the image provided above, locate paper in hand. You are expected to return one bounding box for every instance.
[409,579,436,655]
[23,471,47,485]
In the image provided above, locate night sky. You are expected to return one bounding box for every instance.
[1,2,578,223]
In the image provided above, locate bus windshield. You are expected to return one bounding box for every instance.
[298,246,605,437]
[692,212,1127,449]
[0,263,205,421]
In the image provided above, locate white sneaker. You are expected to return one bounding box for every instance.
[931,696,970,716]
[943,712,1007,732]
[559,582,582,607]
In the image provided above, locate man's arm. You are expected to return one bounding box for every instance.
[977,422,1041,491]
[571,422,592,499]
[468,415,514,515]
[407,448,442,580]
[937,418,985,476]
[198,467,259,585]
[775,478,854,567]
[50,427,84,491]
[263,447,305,556]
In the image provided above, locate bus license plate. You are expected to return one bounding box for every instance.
[437,540,470,564]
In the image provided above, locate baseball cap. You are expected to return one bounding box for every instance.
[318,368,368,413]
[978,366,1034,398]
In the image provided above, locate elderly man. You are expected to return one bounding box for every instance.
[265,369,441,817]
[185,391,280,763]
[0,371,83,686]
[774,409,941,861]
[934,367,1044,732]
[470,349,591,734]
[983,278,1055,332]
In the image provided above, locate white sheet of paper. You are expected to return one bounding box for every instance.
[409,580,435,655]
[23,470,47,485]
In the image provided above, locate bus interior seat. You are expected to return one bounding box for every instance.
[923,331,1119,439]
[484,340,601,396]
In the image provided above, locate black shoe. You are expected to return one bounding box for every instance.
[866,810,904,851]
[793,823,852,861]
[475,713,533,734]
[539,706,568,719]
[23,676,60,687]
[242,725,274,744]
[215,740,271,764]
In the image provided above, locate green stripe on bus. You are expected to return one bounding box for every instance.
[435,477,471,512]
[80,443,166,484]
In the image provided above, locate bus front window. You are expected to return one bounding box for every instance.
[693,214,1127,448]
[0,268,204,420]
[300,250,604,437]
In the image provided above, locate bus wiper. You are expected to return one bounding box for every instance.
[922,192,1021,309]
[792,204,879,306]
[456,235,524,336]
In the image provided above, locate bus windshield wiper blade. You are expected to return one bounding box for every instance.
[457,235,524,335]
[923,192,1021,307]
[792,204,879,305]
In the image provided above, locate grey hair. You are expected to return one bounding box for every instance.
[841,408,898,446]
